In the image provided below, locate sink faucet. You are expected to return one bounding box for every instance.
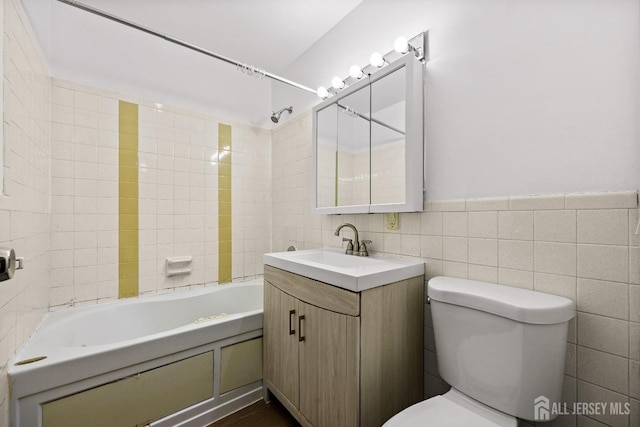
[334,223,370,256]
[335,223,359,255]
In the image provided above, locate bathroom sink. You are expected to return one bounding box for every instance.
[263,248,424,292]
[285,249,385,268]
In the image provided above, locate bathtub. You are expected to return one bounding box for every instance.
[9,280,264,427]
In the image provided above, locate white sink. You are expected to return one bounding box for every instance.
[263,248,424,292]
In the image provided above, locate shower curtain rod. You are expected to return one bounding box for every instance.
[56,0,317,95]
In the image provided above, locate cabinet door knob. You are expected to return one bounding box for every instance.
[298,315,306,342]
[289,310,296,335]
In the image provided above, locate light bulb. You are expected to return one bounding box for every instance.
[394,36,409,53]
[349,65,364,79]
[369,52,385,68]
[331,76,345,90]
[317,86,329,99]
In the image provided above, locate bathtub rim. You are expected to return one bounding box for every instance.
[45,279,263,320]
[26,280,263,349]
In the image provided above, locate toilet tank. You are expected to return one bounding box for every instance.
[428,277,575,422]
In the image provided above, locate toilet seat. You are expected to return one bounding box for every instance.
[383,389,517,427]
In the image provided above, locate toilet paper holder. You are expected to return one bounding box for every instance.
[0,247,24,282]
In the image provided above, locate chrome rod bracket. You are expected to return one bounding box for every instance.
[409,31,429,63]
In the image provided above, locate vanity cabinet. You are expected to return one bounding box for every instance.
[263,265,424,427]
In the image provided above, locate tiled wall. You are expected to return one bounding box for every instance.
[272,112,320,250]
[50,80,119,304]
[418,194,639,427]
[49,80,272,307]
[271,113,640,427]
[0,0,51,423]
[316,142,336,207]
[229,124,271,279]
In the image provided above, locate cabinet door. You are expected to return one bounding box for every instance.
[299,302,359,427]
[264,282,299,407]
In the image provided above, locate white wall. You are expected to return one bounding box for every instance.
[274,0,640,200]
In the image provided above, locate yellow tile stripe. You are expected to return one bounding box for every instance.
[119,101,139,298]
[218,124,232,284]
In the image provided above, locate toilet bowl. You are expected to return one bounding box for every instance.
[383,276,575,426]
[384,389,516,427]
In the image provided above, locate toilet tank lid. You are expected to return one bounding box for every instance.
[428,276,575,324]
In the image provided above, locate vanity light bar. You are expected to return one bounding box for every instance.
[317,31,428,99]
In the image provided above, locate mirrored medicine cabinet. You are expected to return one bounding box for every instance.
[312,53,425,214]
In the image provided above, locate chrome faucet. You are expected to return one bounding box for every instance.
[334,223,371,256]
[334,223,359,255]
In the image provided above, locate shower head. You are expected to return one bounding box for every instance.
[271,106,293,123]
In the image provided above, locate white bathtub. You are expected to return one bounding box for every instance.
[9,280,264,427]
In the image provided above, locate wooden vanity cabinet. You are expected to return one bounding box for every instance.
[263,265,424,427]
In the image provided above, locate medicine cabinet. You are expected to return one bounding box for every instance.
[312,54,424,214]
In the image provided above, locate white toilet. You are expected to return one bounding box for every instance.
[384,276,575,426]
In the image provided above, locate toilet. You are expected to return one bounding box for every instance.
[384,276,575,426]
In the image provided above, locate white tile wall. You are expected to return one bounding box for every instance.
[0,0,51,423]
[271,112,317,252]
[230,124,271,280]
[136,104,216,294]
[50,79,119,306]
[272,113,640,427]
[49,85,272,302]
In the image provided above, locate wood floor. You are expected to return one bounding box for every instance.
[208,399,300,427]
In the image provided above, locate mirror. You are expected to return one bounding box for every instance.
[313,54,424,214]
[371,66,406,205]
[336,85,370,207]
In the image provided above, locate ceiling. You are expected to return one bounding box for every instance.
[21,0,364,126]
